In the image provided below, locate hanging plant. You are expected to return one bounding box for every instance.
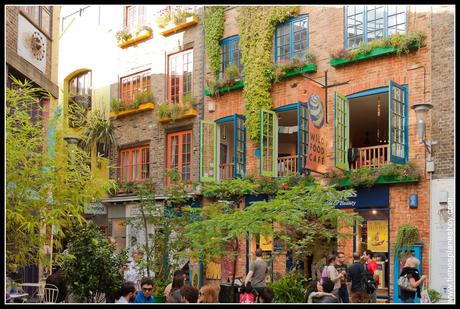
[237,6,299,142]
[204,6,225,80]
[392,224,420,258]
[81,110,117,153]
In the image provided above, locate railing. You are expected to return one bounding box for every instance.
[351,144,389,170]
[277,155,298,177]
[219,163,234,180]
[109,163,152,184]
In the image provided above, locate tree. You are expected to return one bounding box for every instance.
[60,221,128,302]
[183,176,362,291]
[6,76,114,271]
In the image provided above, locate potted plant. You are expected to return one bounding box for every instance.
[153,278,170,303]
[392,224,420,258]
[427,289,442,303]
[80,110,117,153]
[115,28,132,44]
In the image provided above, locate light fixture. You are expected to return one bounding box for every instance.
[411,103,437,155]
[372,209,377,215]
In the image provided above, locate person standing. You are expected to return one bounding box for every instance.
[244,248,268,300]
[197,284,220,303]
[325,255,344,298]
[180,285,199,303]
[363,250,379,303]
[124,249,147,290]
[164,270,186,299]
[335,252,349,303]
[116,281,137,303]
[399,257,427,303]
[166,273,186,303]
[347,253,370,303]
[132,278,155,303]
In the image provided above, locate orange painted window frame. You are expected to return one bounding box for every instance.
[167,49,193,105]
[166,130,193,185]
[119,145,150,182]
[120,70,151,106]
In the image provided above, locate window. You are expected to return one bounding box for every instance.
[275,15,309,63]
[124,5,145,33]
[120,70,151,105]
[69,71,92,97]
[119,146,150,182]
[167,130,192,183]
[168,50,193,104]
[220,35,242,78]
[20,6,52,37]
[345,5,407,49]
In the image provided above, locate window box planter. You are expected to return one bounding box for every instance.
[109,102,155,119]
[337,175,419,187]
[160,16,199,37]
[278,63,317,80]
[159,108,198,123]
[204,79,244,96]
[330,43,420,67]
[117,29,152,48]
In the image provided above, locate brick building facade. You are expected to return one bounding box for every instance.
[198,5,454,302]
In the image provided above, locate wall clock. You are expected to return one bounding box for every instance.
[31,31,46,61]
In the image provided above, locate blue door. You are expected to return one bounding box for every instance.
[393,245,423,303]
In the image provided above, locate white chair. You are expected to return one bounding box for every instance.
[43,284,59,303]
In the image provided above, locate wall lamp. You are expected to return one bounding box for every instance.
[411,103,437,155]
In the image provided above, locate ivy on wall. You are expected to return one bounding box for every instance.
[237,6,299,142]
[203,6,225,80]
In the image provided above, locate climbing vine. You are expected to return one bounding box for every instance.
[204,6,225,80]
[237,6,299,141]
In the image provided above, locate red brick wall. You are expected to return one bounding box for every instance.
[203,6,433,298]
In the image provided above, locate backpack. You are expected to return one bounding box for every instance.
[361,264,377,294]
[398,274,417,292]
[320,265,329,285]
[239,292,254,303]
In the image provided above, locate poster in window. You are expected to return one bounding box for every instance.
[367,220,388,252]
[260,234,273,251]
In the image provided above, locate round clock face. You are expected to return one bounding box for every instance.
[31,31,45,61]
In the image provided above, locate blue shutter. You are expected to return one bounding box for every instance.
[389,80,408,164]
[297,102,309,174]
[233,114,246,178]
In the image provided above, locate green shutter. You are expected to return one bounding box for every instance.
[200,121,217,182]
[260,109,277,177]
[389,80,408,164]
[334,92,349,170]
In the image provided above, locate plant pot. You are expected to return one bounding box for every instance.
[154,295,165,303]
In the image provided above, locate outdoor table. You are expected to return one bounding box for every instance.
[7,293,29,303]
[19,283,42,299]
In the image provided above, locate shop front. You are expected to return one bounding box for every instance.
[337,185,390,301]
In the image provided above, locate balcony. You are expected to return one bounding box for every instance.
[350,144,389,171]
[219,163,234,180]
[277,155,298,177]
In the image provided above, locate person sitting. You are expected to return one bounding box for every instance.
[311,278,339,303]
[45,266,68,303]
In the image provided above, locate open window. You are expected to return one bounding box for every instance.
[335,80,408,170]
[200,115,246,182]
[263,103,309,177]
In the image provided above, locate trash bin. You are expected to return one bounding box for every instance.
[219,283,242,303]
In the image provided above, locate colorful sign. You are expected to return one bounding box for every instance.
[367,220,388,252]
[305,84,326,174]
[260,234,273,251]
[205,258,221,280]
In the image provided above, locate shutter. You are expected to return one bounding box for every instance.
[200,121,217,182]
[334,92,349,170]
[389,80,408,164]
[234,114,246,178]
[298,102,309,174]
[260,109,278,177]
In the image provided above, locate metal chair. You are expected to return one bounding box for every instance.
[43,284,59,303]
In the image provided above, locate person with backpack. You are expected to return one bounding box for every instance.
[363,250,379,303]
[321,254,345,298]
[398,256,427,303]
[346,253,371,303]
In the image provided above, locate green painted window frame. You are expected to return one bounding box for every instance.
[334,92,349,170]
[200,120,217,182]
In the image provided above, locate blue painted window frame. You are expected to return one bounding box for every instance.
[274,15,309,63]
[344,6,408,49]
[219,35,242,79]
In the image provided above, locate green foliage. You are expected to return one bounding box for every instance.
[134,24,152,36]
[427,289,442,303]
[273,51,317,83]
[202,178,256,203]
[156,13,171,28]
[6,76,109,270]
[237,6,299,141]
[61,221,128,302]
[111,91,154,113]
[156,101,194,122]
[204,6,225,80]
[268,270,306,303]
[392,224,420,258]
[81,109,117,153]
[115,28,131,43]
[68,98,88,128]
[331,31,426,61]
[111,98,122,112]
[223,63,241,85]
